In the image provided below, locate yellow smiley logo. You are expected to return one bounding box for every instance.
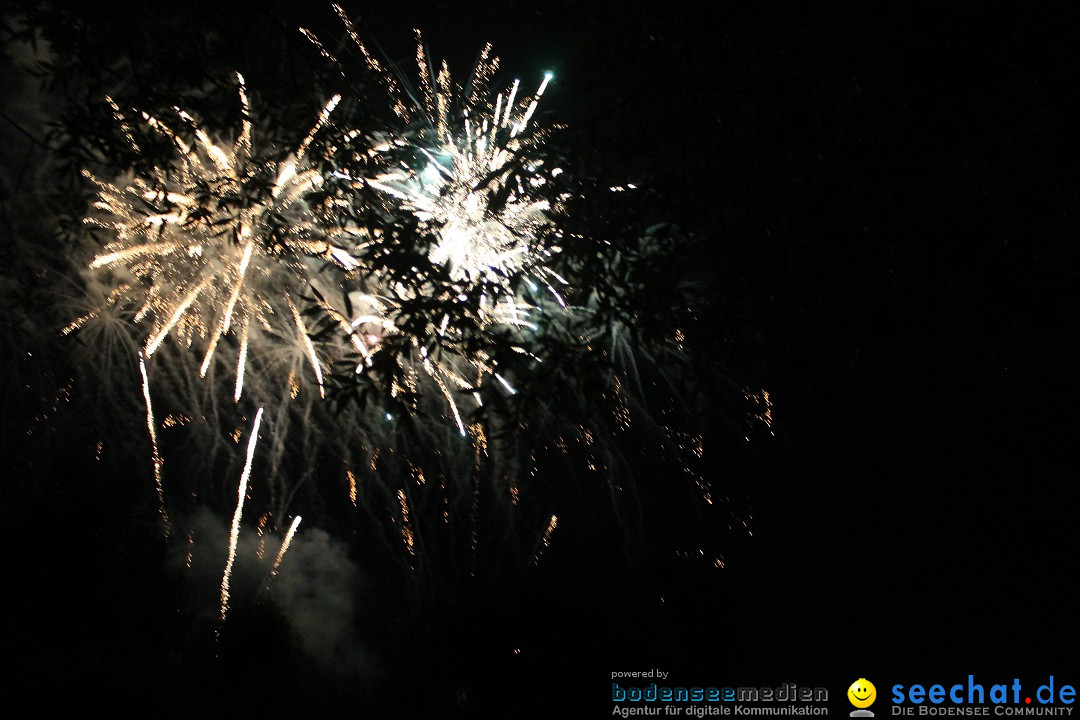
[848,678,877,708]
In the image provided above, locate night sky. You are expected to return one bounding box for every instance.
[2,1,1077,716]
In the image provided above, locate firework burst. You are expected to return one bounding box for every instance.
[59,14,736,619]
[75,74,365,402]
[364,51,562,298]
[303,13,575,438]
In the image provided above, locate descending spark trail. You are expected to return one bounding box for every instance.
[532,513,557,566]
[290,299,325,398]
[139,354,171,538]
[220,407,264,623]
[398,489,415,556]
[347,468,358,507]
[265,515,302,590]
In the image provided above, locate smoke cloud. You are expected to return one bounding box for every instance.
[179,506,370,672]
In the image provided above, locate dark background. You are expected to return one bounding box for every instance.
[2,0,1077,715]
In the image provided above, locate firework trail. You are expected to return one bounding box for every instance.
[397,489,415,557]
[265,515,302,590]
[347,467,358,507]
[531,513,558,566]
[139,353,171,538]
[220,406,263,623]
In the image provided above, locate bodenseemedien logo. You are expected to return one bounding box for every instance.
[850,679,878,717]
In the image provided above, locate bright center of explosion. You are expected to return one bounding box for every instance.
[418,157,552,286]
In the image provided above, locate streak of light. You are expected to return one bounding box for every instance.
[139,354,170,538]
[220,407,263,623]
